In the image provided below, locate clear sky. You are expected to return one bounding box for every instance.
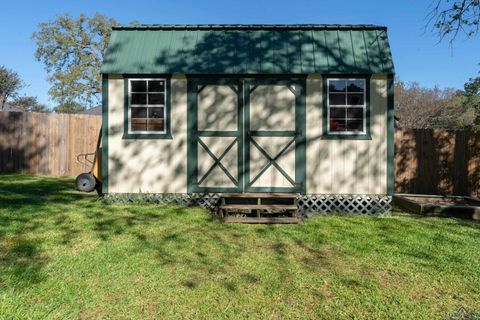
[1,0,479,108]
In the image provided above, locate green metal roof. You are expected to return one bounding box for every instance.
[101,24,395,74]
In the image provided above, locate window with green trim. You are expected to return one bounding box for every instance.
[128,79,167,133]
[327,79,366,134]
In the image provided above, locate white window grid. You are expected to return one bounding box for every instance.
[327,78,366,135]
[128,78,167,134]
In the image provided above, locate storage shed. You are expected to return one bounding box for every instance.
[101,24,395,214]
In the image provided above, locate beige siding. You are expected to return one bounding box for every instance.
[306,74,387,194]
[107,74,188,193]
[107,73,387,194]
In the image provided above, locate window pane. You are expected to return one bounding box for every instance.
[329,80,346,92]
[147,119,164,132]
[346,120,364,132]
[148,107,164,119]
[131,81,147,92]
[148,93,165,105]
[347,80,364,92]
[131,119,147,132]
[330,107,346,119]
[131,107,147,118]
[131,93,147,105]
[347,93,364,105]
[148,80,165,93]
[329,93,346,105]
[329,119,346,132]
[347,107,363,119]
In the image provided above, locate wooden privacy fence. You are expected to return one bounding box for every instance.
[395,129,480,197]
[0,111,101,177]
[1,111,479,196]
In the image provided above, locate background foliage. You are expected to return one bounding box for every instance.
[395,78,479,130]
[32,13,117,113]
[0,66,24,110]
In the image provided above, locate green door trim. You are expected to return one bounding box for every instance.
[187,77,244,193]
[187,76,307,194]
[244,77,307,193]
[197,137,239,186]
[249,136,297,186]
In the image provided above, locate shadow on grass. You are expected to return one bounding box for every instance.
[1,174,479,294]
[0,236,48,287]
[0,174,87,287]
[0,174,253,291]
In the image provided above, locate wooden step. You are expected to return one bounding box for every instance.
[223,217,301,224]
[220,193,298,199]
[220,204,297,210]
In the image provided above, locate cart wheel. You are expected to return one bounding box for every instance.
[76,173,97,192]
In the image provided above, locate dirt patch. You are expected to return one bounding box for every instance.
[362,268,404,289]
[78,308,104,319]
[293,241,344,268]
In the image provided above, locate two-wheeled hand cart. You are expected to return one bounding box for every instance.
[75,128,102,193]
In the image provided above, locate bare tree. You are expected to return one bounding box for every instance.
[395,80,474,129]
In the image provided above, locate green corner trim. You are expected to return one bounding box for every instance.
[321,74,372,140]
[387,73,395,194]
[122,75,173,140]
[101,74,109,194]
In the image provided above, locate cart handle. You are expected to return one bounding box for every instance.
[76,152,96,167]
[75,127,102,173]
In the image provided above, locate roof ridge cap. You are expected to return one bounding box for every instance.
[112,24,387,31]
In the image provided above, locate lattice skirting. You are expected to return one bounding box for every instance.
[103,193,392,217]
[297,195,392,217]
[102,193,221,210]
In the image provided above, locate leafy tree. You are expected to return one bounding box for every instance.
[427,0,480,43]
[458,75,480,130]
[32,13,118,112]
[11,96,48,112]
[464,75,480,95]
[54,101,85,114]
[0,66,25,110]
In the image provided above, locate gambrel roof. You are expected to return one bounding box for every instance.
[101,24,395,74]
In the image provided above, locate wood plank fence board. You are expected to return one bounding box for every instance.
[395,128,480,197]
[0,111,102,177]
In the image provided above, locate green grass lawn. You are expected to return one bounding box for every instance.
[0,174,479,319]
